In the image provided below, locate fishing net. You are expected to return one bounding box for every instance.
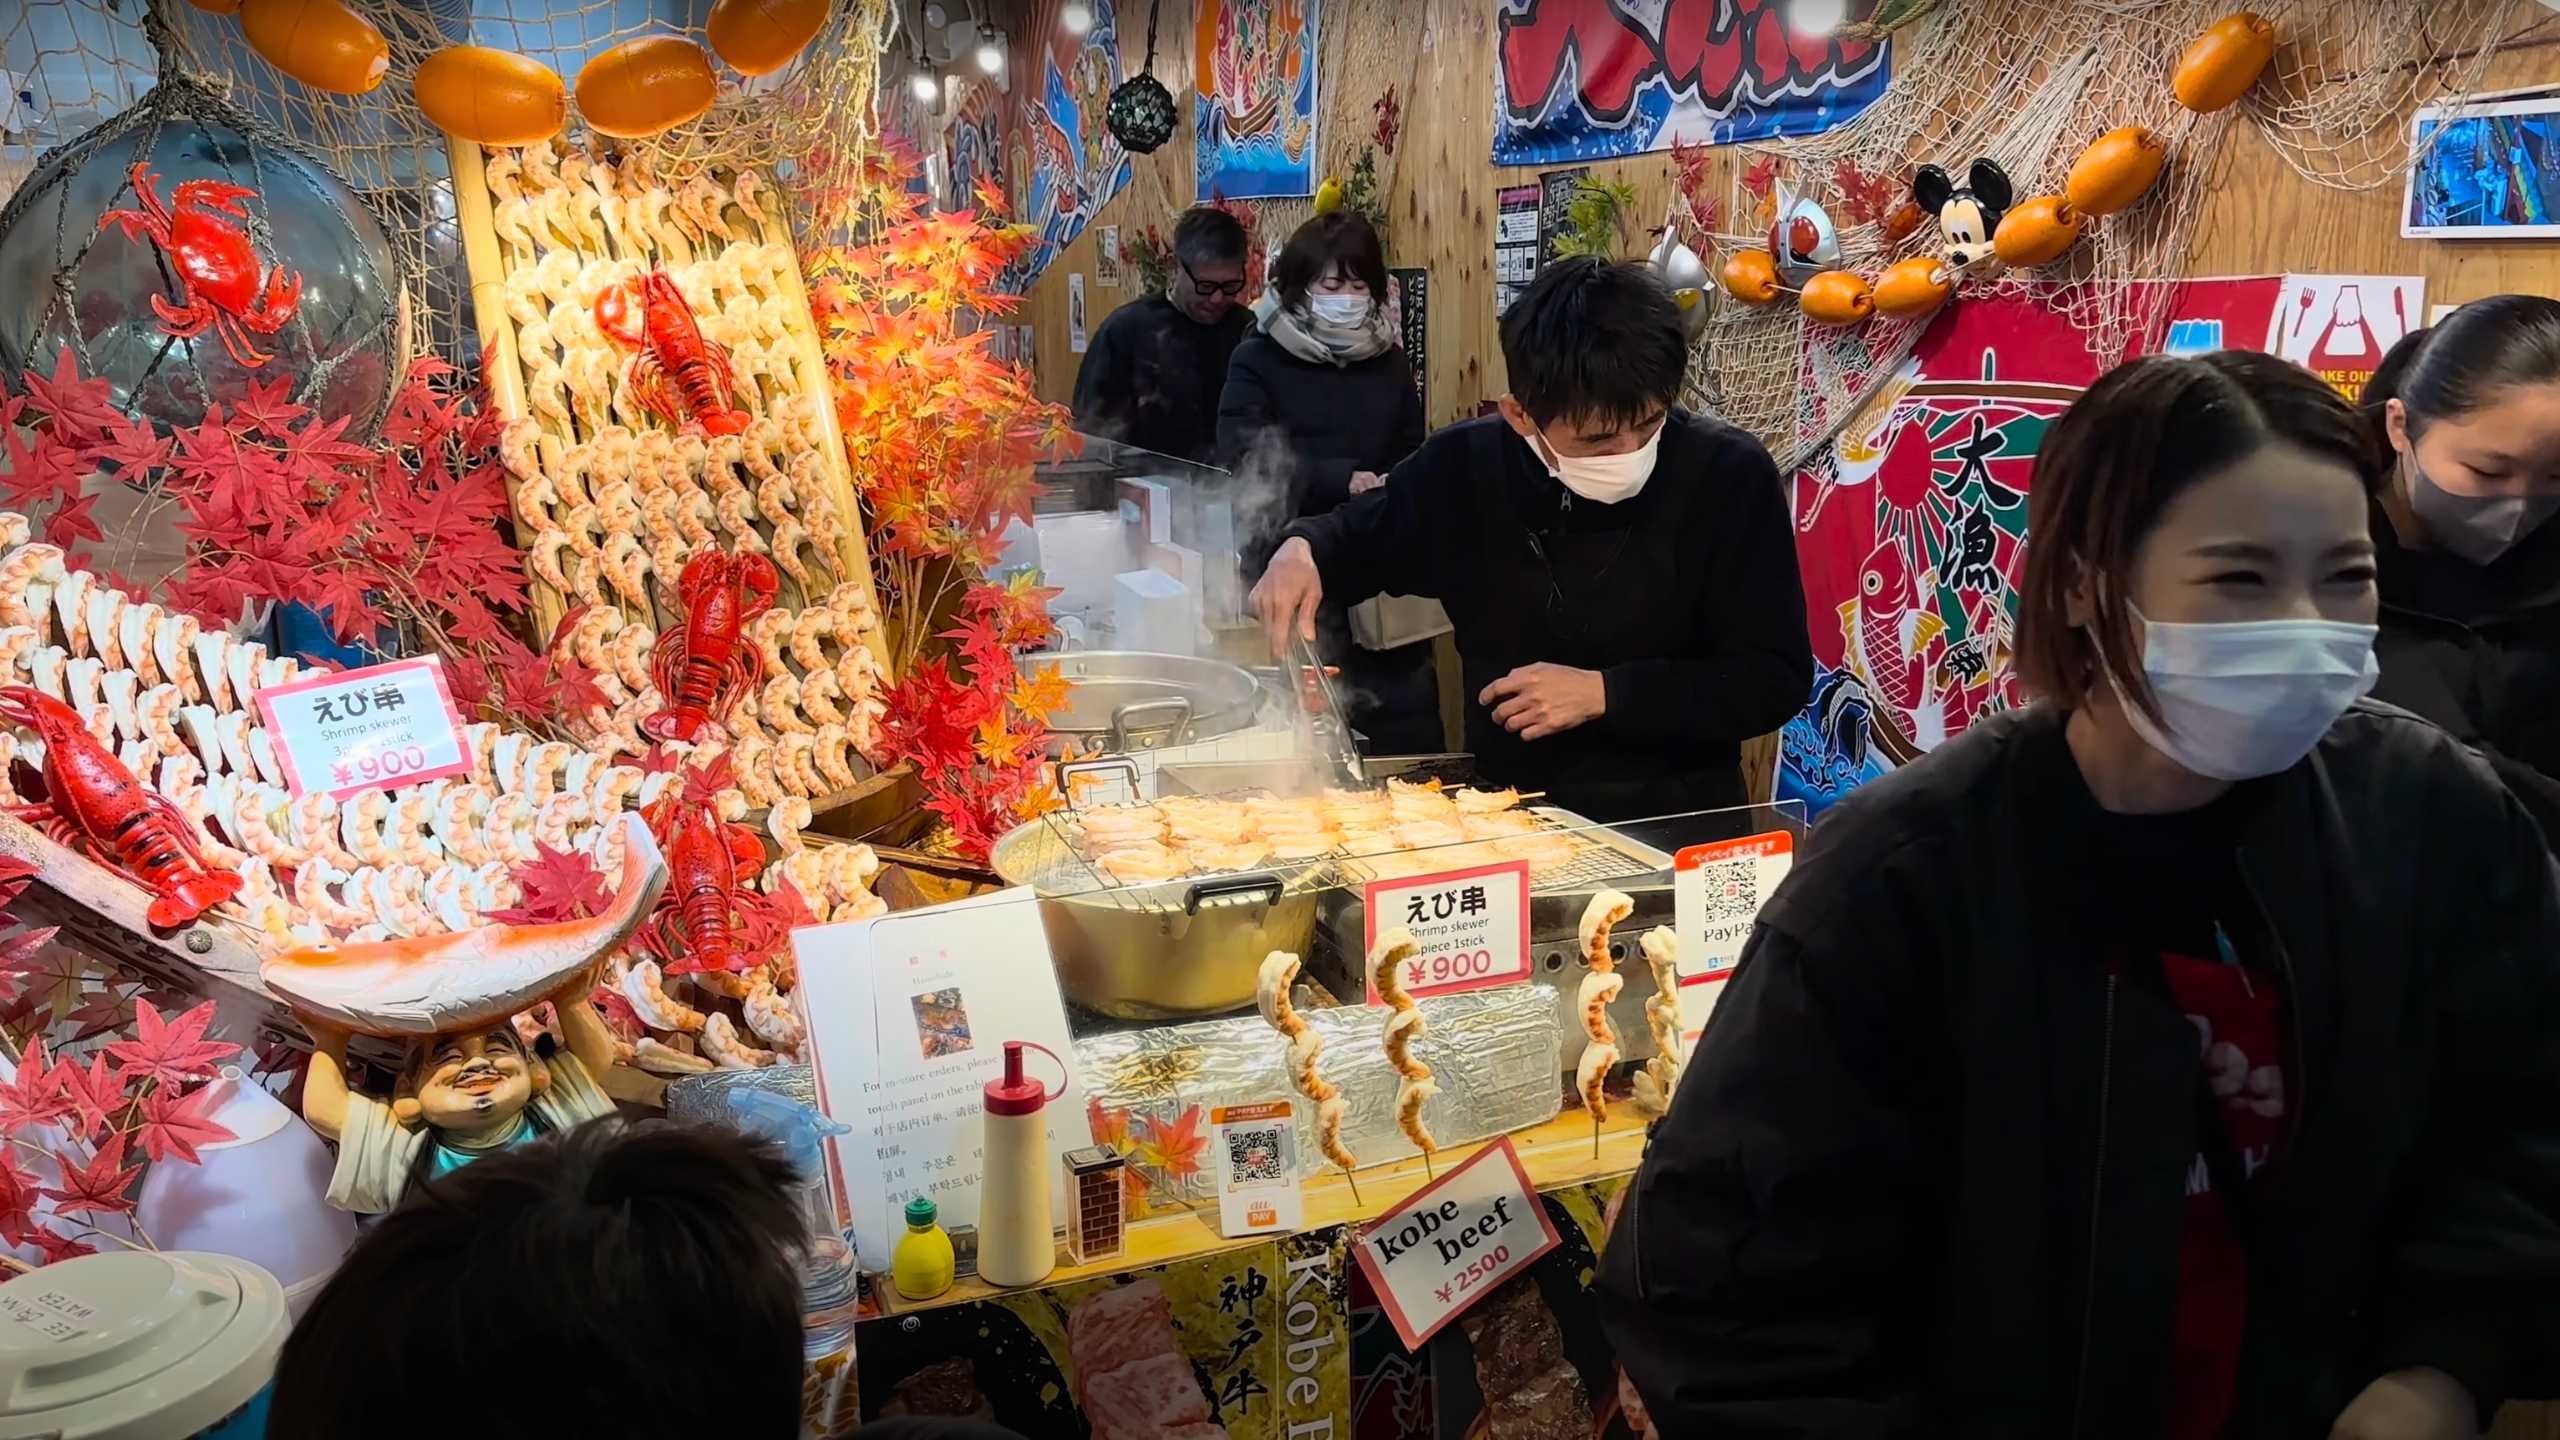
[1,0,901,376]
[1688,0,2536,472]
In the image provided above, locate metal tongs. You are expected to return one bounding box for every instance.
[1289,633,1365,785]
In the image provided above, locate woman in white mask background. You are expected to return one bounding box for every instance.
[1600,351,2560,1440]
[2361,294,2560,840]
[1218,212,1438,754]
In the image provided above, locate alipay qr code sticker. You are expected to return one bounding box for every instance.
[1673,832,1796,1044]
[1211,1101,1302,1238]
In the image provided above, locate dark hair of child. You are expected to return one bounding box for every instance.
[266,1119,807,1440]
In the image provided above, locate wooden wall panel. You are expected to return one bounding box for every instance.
[1026,5,2557,427]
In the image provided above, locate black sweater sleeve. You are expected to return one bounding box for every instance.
[2366,766,2560,1408]
[1599,439,1813,744]
[1214,340,1275,472]
[1597,908,1928,1435]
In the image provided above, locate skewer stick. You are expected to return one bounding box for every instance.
[1342,1166,1362,1206]
[1421,1147,1435,1181]
[1593,1111,1602,1160]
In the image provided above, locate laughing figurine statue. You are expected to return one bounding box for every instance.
[298,975,619,1214]
[277,816,668,1213]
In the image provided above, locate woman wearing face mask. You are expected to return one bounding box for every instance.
[2363,294,2560,837]
[1217,212,1438,754]
[1248,256,1811,819]
[1598,352,2560,1438]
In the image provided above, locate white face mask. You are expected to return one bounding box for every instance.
[2112,608,2379,782]
[1531,421,1664,505]
[1307,293,1372,327]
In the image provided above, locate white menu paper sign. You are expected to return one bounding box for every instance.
[1361,860,1531,1005]
[253,656,472,801]
[1349,1136,1560,1351]
[793,891,1092,1271]
[1671,831,1795,1047]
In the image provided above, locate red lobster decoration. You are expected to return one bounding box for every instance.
[0,687,242,928]
[644,548,780,743]
[596,267,750,436]
[639,796,767,975]
[97,163,304,369]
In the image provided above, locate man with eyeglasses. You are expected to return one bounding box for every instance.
[1072,206,1252,462]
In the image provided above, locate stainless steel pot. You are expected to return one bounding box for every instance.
[1021,650,1267,752]
[989,769,1324,1019]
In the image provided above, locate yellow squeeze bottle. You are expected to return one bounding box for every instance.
[892,1195,955,1300]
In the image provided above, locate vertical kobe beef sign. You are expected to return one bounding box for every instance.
[1493,0,1894,165]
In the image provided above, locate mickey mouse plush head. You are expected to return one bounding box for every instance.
[1912,158,2014,272]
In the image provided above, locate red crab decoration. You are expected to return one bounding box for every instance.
[97,163,305,369]
[595,267,750,436]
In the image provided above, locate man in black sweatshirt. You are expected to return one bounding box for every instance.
[1250,258,1812,821]
[1071,207,1251,462]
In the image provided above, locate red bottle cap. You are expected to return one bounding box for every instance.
[984,1041,1049,1117]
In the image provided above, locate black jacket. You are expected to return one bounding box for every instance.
[1598,702,2560,1437]
[1069,296,1248,463]
[1283,413,1811,821]
[1216,330,1425,529]
[2372,496,2560,837]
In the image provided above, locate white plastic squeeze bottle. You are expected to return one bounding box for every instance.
[978,1040,1064,1288]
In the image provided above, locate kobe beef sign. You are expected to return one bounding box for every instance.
[1348,1136,1561,1350]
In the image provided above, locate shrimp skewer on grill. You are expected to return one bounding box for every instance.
[1367,928,1439,1169]
[1630,926,1685,1119]
[1257,950,1358,1191]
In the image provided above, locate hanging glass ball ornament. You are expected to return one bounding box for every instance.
[0,76,404,439]
[1107,73,1176,155]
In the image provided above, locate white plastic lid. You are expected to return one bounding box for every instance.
[0,1251,286,1440]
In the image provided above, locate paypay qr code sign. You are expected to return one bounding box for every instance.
[1672,832,1796,1043]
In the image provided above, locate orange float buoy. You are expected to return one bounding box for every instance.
[2174,12,2277,114]
[576,35,719,139]
[184,0,244,13]
[415,46,568,147]
[2066,127,2168,216]
[1720,249,1782,305]
[1799,270,1875,327]
[1873,257,1952,319]
[1994,196,2085,267]
[238,0,390,96]
[707,0,831,77]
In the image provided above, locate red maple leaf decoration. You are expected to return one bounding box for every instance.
[488,843,614,926]
[103,999,239,1088]
[21,347,123,446]
[42,1132,140,1218]
[136,1083,237,1165]
[28,1226,96,1264]
[54,1052,125,1143]
[0,1041,75,1137]
[0,1151,40,1246]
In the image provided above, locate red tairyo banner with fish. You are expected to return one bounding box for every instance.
[1775,276,2421,818]
[1493,0,1893,166]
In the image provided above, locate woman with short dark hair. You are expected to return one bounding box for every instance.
[2361,293,2560,836]
[1218,211,1436,753]
[1600,351,2560,1437]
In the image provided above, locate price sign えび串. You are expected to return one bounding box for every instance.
[1671,831,1796,1043]
[1361,860,1530,1005]
[1349,1136,1560,1351]
[254,658,472,801]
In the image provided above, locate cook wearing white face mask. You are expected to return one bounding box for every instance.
[1251,257,1813,821]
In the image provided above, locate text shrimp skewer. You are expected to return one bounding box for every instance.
[1576,890,1634,1154]
[1368,928,1439,1177]
[1257,950,1358,1203]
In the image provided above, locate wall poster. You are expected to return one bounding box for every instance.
[1196,0,1321,199]
[945,77,1007,215]
[1494,184,1540,317]
[1492,0,1893,166]
[1535,166,1588,273]
[1389,266,1429,411]
[1775,278,2432,818]
[1003,0,1137,290]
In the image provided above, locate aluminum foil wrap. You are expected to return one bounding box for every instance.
[1075,985,1562,1203]
[664,1063,820,1127]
